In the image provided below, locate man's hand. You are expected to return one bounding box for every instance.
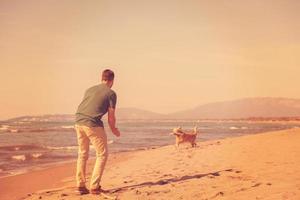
[108,107,120,137]
[111,127,121,137]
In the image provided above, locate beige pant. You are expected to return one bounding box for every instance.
[75,125,108,189]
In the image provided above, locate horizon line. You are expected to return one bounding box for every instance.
[1,96,300,121]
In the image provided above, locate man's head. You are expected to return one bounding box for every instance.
[101,69,115,88]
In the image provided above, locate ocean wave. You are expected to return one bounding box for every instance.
[10,152,74,162]
[11,154,27,161]
[108,140,114,144]
[5,141,115,152]
[31,153,43,158]
[229,126,248,130]
[60,125,74,129]
[0,125,10,130]
[11,153,45,161]
[199,127,212,130]
[46,141,114,150]
[229,126,239,130]
[46,146,78,150]
[0,144,46,151]
[0,126,76,133]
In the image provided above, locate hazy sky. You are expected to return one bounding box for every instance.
[0,0,299,119]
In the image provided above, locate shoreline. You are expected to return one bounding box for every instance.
[2,124,299,179]
[0,146,161,179]
[1,128,300,200]
[0,151,134,200]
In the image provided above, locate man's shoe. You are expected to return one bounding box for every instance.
[77,186,89,195]
[90,186,104,195]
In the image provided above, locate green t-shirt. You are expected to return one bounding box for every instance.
[75,83,117,127]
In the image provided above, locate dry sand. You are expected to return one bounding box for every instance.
[0,128,299,200]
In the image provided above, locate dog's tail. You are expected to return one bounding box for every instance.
[193,126,198,135]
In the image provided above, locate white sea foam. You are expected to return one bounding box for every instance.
[61,125,74,129]
[0,125,9,130]
[46,146,78,150]
[14,147,20,151]
[229,126,239,130]
[12,155,26,161]
[15,121,29,124]
[32,153,43,158]
[46,141,114,151]
[108,140,114,144]
[11,153,44,161]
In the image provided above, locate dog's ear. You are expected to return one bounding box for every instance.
[173,127,182,133]
[177,126,183,132]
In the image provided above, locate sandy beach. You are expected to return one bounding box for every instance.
[0,128,299,200]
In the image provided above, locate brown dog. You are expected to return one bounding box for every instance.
[170,126,198,147]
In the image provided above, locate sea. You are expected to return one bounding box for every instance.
[0,117,299,177]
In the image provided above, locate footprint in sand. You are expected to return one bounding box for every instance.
[208,175,216,179]
[228,175,243,180]
[144,189,171,196]
[236,187,248,192]
[135,190,142,195]
[252,183,262,187]
[211,172,220,176]
[60,193,68,197]
[211,191,225,198]
[160,174,173,178]
[123,180,134,184]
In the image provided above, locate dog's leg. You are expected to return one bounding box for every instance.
[175,141,180,149]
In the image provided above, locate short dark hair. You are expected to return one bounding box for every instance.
[101,69,114,81]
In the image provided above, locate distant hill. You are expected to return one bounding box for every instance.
[5,114,75,122]
[3,108,164,122]
[167,97,300,119]
[3,97,300,122]
[117,107,164,119]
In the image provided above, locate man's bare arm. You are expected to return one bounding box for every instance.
[108,107,120,137]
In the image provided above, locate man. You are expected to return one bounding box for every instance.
[75,69,120,195]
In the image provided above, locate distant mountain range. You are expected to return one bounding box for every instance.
[117,97,300,119]
[3,97,300,122]
[166,97,300,119]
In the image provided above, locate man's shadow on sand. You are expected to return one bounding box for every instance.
[109,169,234,193]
